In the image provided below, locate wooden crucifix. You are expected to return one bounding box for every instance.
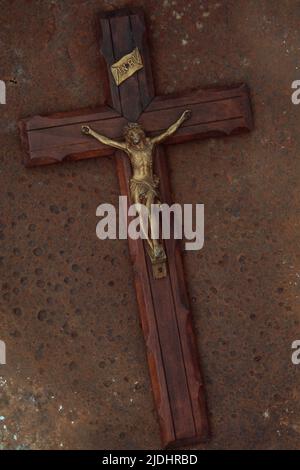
[19,8,253,448]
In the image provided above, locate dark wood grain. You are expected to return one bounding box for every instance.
[101,9,210,448]
[156,147,209,439]
[99,8,154,121]
[142,83,253,141]
[20,84,252,167]
[116,152,176,447]
[19,106,126,167]
[116,149,209,447]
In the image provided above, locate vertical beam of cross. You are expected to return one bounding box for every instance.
[99,9,210,447]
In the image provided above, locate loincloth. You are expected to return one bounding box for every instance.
[130,176,160,203]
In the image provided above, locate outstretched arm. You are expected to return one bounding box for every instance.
[151,109,192,145]
[81,125,127,151]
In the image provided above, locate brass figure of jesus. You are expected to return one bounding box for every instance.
[82,109,191,278]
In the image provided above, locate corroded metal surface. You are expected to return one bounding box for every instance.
[0,0,300,450]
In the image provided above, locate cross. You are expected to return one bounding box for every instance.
[19,8,253,449]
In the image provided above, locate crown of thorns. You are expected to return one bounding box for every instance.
[123,122,143,137]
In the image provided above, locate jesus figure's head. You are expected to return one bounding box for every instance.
[123,122,146,146]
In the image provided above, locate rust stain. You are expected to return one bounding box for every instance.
[0,0,300,450]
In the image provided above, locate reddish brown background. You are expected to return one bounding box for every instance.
[0,0,300,450]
